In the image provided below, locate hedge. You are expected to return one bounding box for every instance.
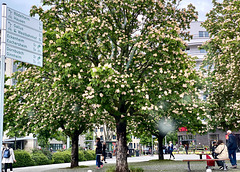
[12,149,95,167]
[13,150,35,168]
[31,152,51,165]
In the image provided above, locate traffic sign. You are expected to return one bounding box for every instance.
[5,7,43,67]
[6,7,42,31]
[6,46,42,67]
[6,32,42,54]
[6,20,42,43]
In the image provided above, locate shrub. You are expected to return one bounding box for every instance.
[62,151,71,163]
[52,152,65,164]
[31,152,50,165]
[78,150,87,161]
[84,150,95,160]
[13,150,35,168]
[32,148,53,160]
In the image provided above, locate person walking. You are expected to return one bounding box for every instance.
[184,144,189,154]
[227,130,237,168]
[1,144,16,172]
[215,140,228,170]
[102,142,107,163]
[168,141,175,159]
[95,138,103,169]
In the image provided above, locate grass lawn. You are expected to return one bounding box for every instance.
[46,160,240,172]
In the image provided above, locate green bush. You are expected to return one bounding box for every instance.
[13,150,35,168]
[32,148,53,160]
[78,150,87,161]
[84,150,95,160]
[52,152,65,164]
[31,152,50,165]
[62,151,71,163]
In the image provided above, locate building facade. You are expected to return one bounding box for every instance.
[177,21,240,150]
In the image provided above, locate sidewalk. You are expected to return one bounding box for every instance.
[14,155,160,172]
[13,153,240,172]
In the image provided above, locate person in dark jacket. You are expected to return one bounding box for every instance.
[211,141,218,158]
[95,138,103,169]
[102,142,107,163]
[227,130,237,168]
[168,141,175,159]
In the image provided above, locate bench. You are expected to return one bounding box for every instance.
[182,159,230,171]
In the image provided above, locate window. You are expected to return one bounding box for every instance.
[50,144,63,151]
[199,31,209,37]
[95,128,98,132]
[129,143,132,148]
[113,135,116,139]
[100,127,103,132]
[134,143,136,148]
[100,136,103,140]
[200,49,207,53]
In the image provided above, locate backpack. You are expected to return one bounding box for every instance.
[3,148,10,158]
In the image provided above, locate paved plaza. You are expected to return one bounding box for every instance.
[13,153,240,172]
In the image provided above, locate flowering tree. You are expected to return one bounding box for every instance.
[202,0,240,131]
[4,2,103,166]
[5,0,200,171]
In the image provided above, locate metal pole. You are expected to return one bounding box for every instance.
[92,129,95,150]
[0,3,7,170]
[165,135,167,145]
[67,136,70,149]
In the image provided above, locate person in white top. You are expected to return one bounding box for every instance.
[1,143,16,172]
[215,140,228,170]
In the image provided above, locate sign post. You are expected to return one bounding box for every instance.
[0,3,7,171]
[0,3,43,169]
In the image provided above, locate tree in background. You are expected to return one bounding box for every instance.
[202,0,240,130]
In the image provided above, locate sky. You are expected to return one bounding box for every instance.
[0,0,214,25]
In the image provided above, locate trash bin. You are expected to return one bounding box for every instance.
[136,150,139,157]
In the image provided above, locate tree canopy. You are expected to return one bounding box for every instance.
[202,0,240,131]
[4,0,204,171]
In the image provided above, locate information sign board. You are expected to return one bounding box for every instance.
[5,7,43,67]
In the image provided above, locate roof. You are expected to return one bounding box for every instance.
[4,136,37,142]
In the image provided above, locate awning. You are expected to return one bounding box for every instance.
[4,136,37,142]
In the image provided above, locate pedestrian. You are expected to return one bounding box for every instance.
[102,142,107,163]
[1,143,16,172]
[211,141,218,158]
[214,140,228,170]
[184,144,189,154]
[95,138,103,169]
[227,130,237,168]
[168,141,175,159]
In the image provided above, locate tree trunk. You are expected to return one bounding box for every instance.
[116,118,128,172]
[158,135,164,160]
[71,132,79,168]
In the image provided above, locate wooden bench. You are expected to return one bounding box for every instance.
[182,159,230,171]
